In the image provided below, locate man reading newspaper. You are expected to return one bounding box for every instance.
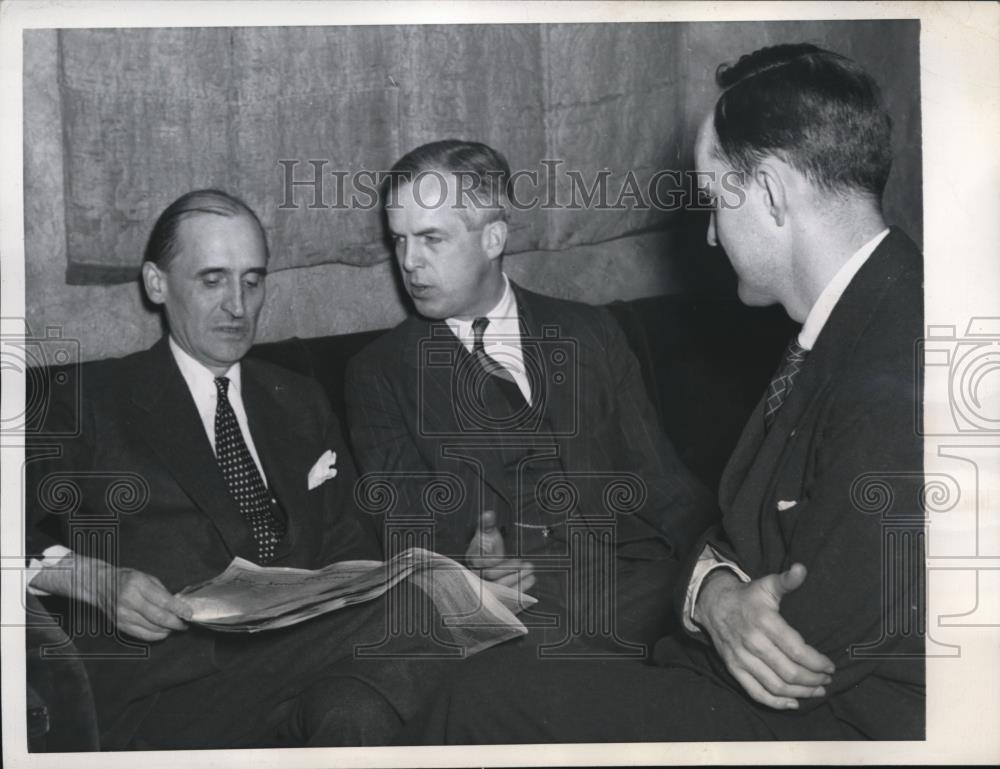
[25,190,525,750]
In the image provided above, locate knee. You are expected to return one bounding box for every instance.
[299,677,403,747]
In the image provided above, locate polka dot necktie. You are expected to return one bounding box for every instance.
[214,377,284,562]
[763,338,809,429]
[472,316,528,411]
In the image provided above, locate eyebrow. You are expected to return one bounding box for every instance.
[194,267,268,277]
[389,226,446,237]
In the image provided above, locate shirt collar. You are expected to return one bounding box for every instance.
[168,336,242,400]
[446,274,520,347]
[798,228,890,350]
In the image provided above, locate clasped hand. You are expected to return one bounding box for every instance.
[693,563,835,710]
[464,509,537,593]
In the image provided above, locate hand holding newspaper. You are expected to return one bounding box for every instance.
[178,548,537,655]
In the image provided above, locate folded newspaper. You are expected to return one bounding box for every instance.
[178,548,537,654]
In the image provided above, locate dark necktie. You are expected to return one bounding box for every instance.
[763,338,809,428]
[471,316,528,412]
[214,377,284,562]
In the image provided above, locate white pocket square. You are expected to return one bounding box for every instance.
[307,449,338,490]
[776,499,798,511]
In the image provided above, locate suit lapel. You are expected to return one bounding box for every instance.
[514,285,572,467]
[240,367,309,561]
[764,228,916,447]
[403,318,464,436]
[719,227,919,537]
[402,317,513,508]
[718,396,767,510]
[129,338,256,560]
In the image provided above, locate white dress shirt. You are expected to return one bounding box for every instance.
[445,274,533,406]
[26,337,270,590]
[797,228,890,351]
[169,337,269,483]
[683,228,890,635]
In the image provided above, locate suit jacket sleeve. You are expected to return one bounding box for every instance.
[680,343,922,708]
[774,357,923,706]
[673,518,741,625]
[345,351,470,556]
[25,372,95,558]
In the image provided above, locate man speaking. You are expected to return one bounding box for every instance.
[346,140,715,654]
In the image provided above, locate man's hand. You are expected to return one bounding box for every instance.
[31,553,193,642]
[693,563,835,710]
[465,510,536,593]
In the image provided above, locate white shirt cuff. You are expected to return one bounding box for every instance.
[683,544,751,637]
[25,545,73,596]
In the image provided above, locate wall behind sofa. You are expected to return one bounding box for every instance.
[23,20,921,364]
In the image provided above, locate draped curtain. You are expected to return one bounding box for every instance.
[56,21,921,285]
[58,24,688,284]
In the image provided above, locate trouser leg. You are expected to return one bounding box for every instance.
[128,583,451,749]
[407,656,859,744]
[518,539,678,657]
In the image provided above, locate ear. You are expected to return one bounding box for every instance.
[754,162,788,228]
[141,261,167,305]
[481,219,508,261]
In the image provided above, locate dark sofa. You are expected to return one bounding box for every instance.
[249,292,795,490]
[24,290,795,751]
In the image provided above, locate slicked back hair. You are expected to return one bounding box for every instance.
[713,43,893,199]
[144,189,269,269]
[385,139,512,229]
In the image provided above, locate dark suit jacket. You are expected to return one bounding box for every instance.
[345,282,715,561]
[664,227,925,739]
[27,337,376,745]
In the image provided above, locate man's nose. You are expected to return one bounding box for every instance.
[222,283,246,317]
[706,211,718,248]
[399,239,423,273]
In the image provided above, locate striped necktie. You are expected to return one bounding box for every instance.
[471,316,528,412]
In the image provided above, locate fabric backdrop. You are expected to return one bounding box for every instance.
[56,22,921,285]
[59,24,685,283]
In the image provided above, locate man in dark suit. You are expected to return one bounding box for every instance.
[411,44,925,741]
[26,190,443,749]
[346,141,715,653]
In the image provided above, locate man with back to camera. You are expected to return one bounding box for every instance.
[410,43,926,741]
[25,189,455,749]
[345,140,716,654]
